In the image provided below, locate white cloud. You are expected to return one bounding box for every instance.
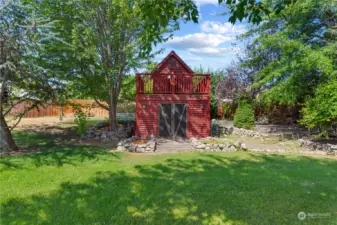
[166,33,232,49]
[189,47,241,57]
[201,21,246,34]
[193,0,219,5]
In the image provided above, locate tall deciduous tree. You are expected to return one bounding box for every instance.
[237,0,336,130]
[39,0,198,131]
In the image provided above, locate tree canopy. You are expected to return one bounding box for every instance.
[1,0,336,152]
[36,0,199,130]
[218,0,301,24]
[234,0,336,130]
[0,1,63,151]
[0,0,199,151]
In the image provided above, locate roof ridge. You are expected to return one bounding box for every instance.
[155,50,194,74]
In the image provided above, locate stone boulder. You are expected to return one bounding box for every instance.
[299,139,337,155]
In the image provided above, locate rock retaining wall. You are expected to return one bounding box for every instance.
[232,127,268,138]
[299,139,337,155]
[211,120,268,138]
[82,121,135,145]
[117,136,157,152]
[190,137,248,152]
[190,137,336,156]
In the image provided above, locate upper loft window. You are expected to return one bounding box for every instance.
[168,58,177,69]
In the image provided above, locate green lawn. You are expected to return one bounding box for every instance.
[59,116,106,128]
[1,132,336,225]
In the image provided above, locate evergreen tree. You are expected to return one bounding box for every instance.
[0,1,63,152]
[233,97,255,129]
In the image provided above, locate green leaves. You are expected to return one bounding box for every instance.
[133,0,198,55]
[218,0,295,24]
[252,36,334,105]
[73,104,89,136]
[1,1,64,109]
[237,0,337,130]
[300,79,337,129]
[233,97,255,129]
[33,0,199,128]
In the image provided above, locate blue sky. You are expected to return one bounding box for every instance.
[154,0,247,71]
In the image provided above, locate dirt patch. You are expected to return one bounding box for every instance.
[7,117,72,128]
[22,125,73,135]
[7,117,78,138]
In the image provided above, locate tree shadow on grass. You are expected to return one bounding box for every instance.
[1,154,336,225]
[1,131,120,171]
[0,146,120,172]
[13,130,74,148]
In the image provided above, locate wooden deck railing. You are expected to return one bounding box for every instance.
[136,73,210,95]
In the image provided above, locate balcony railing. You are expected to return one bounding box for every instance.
[136,73,210,95]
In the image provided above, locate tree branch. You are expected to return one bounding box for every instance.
[94,98,109,111]
[9,100,41,131]
[4,98,27,116]
[9,112,24,131]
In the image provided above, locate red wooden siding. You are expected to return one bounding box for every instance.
[136,100,158,137]
[136,95,210,138]
[187,100,210,138]
[157,58,191,74]
[136,51,211,138]
[156,52,193,74]
[136,97,210,138]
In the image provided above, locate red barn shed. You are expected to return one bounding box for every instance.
[136,51,211,138]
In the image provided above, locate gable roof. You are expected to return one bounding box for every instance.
[155,51,194,74]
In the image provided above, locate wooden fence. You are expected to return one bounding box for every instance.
[8,100,112,118]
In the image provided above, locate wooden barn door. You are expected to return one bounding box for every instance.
[174,104,187,138]
[158,103,187,138]
[159,104,172,137]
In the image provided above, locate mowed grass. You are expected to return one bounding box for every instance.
[58,116,106,128]
[0,132,336,225]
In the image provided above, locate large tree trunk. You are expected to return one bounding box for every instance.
[0,108,18,152]
[108,88,118,131]
[0,38,17,152]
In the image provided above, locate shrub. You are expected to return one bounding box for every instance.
[222,102,234,119]
[300,79,337,137]
[116,113,135,125]
[117,102,136,113]
[233,97,255,129]
[74,107,88,136]
[210,94,218,119]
